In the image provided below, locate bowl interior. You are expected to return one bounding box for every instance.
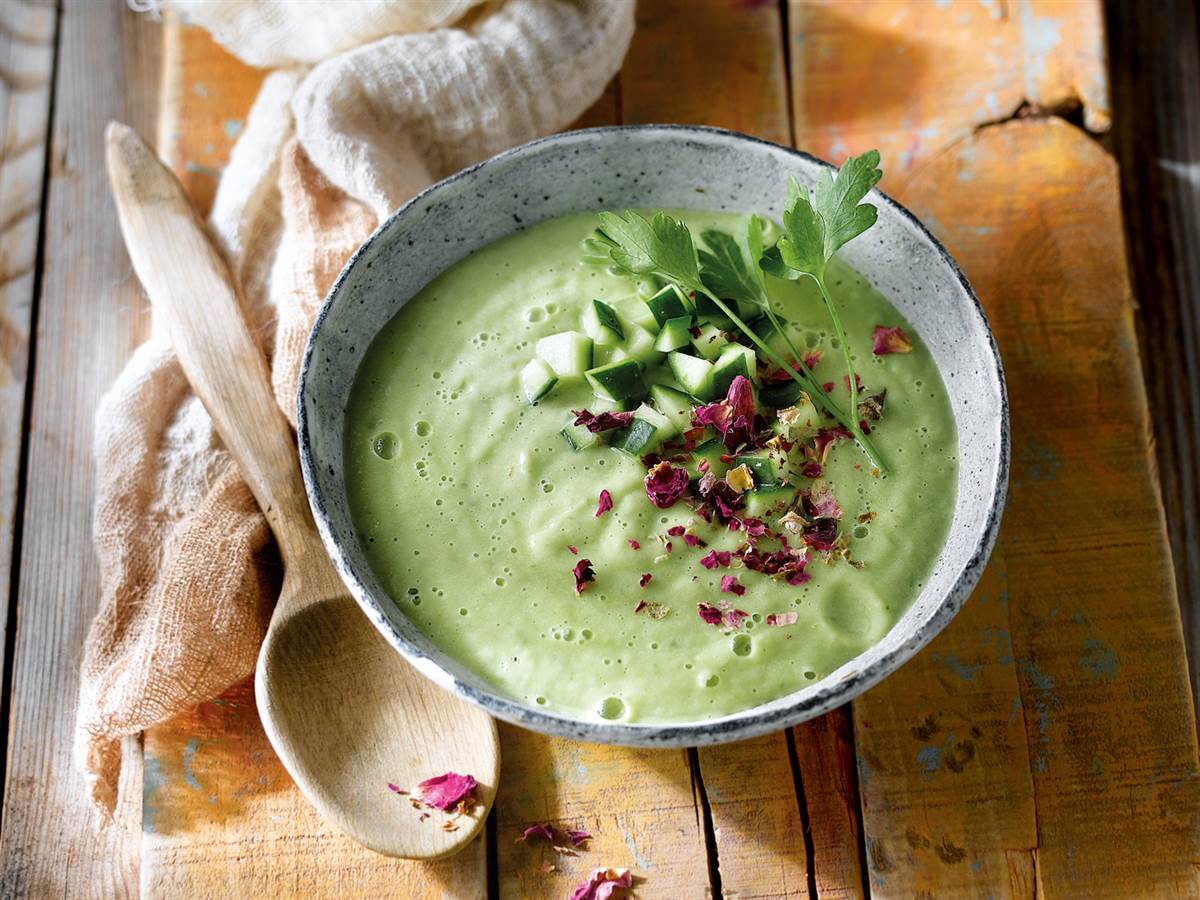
[298,125,1008,746]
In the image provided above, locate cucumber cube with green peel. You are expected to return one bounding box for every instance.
[591,343,631,367]
[691,323,729,361]
[520,358,558,405]
[775,392,822,442]
[536,331,593,380]
[760,379,805,409]
[743,484,796,519]
[645,284,691,326]
[622,323,665,366]
[614,295,659,332]
[694,294,735,329]
[582,298,624,346]
[667,351,716,401]
[649,383,695,434]
[686,439,729,480]
[733,451,782,486]
[560,419,600,451]
[632,402,679,443]
[613,419,659,456]
[654,316,694,352]
[711,343,758,396]
[585,358,647,404]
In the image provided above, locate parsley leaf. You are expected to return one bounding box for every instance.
[698,219,767,308]
[595,211,704,294]
[773,151,885,470]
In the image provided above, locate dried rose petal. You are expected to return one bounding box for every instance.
[858,390,887,422]
[387,782,403,794]
[595,489,613,518]
[566,828,593,848]
[720,575,746,596]
[567,545,579,555]
[644,461,689,509]
[743,518,767,538]
[725,464,754,494]
[767,611,799,627]
[822,381,835,393]
[692,401,733,431]
[573,559,595,594]
[682,532,704,547]
[518,823,556,843]
[697,602,724,625]
[873,325,912,355]
[628,539,641,550]
[804,483,842,520]
[813,425,852,463]
[700,549,732,569]
[569,867,634,900]
[415,772,477,811]
[803,518,840,551]
[843,373,865,394]
[573,409,636,433]
[723,608,750,629]
[803,349,823,370]
[802,462,823,478]
[639,573,652,588]
[666,525,686,537]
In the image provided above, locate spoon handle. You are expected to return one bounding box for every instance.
[105,122,313,564]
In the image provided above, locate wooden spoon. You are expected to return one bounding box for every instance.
[105,122,499,859]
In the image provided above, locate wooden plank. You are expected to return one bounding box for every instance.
[904,115,1200,897]
[495,728,710,898]
[788,0,1111,185]
[1106,0,1200,729]
[792,709,865,900]
[0,0,159,896]
[622,0,791,146]
[0,0,55,743]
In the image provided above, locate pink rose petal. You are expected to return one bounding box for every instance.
[766,611,799,626]
[595,489,613,518]
[569,868,634,900]
[573,559,595,594]
[872,325,912,356]
[720,574,746,596]
[415,772,477,811]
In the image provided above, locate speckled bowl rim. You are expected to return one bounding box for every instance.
[298,124,1009,747]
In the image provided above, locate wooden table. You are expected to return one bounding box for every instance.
[2,1,1198,897]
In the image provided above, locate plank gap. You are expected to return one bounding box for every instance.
[687,747,724,899]
[485,802,498,900]
[784,727,819,900]
[0,0,62,812]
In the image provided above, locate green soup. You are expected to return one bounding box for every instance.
[344,211,957,723]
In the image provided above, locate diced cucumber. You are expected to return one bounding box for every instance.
[686,439,729,480]
[613,419,659,456]
[520,358,558,405]
[632,402,679,443]
[645,284,691,326]
[743,485,796,519]
[536,331,593,381]
[691,323,729,361]
[733,451,782,486]
[711,343,758,396]
[592,344,631,367]
[623,323,665,366]
[614,296,659,332]
[654,316,694,352]
[649,383,695,435]
[585,358,647,404]
[668,351,716,401]
[775,392,821,442]
[582,298,624,346]
[560,419,600,451]
[760,379,805,409]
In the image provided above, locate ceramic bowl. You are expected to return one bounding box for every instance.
[298,125,1008,746]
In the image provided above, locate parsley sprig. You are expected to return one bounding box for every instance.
[590,150,888,471]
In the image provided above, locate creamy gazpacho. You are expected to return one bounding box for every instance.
[344,155,957,723]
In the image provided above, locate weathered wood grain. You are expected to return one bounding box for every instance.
[0,0,54,751]
[887,116,1200,897]
[788,0,1111,185]
[1106,0,1200,734]
[792,709,865,900]
[0,0,159,896]
[495,729,710,898]
[622,0,791,146]
[142,679,487,898]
